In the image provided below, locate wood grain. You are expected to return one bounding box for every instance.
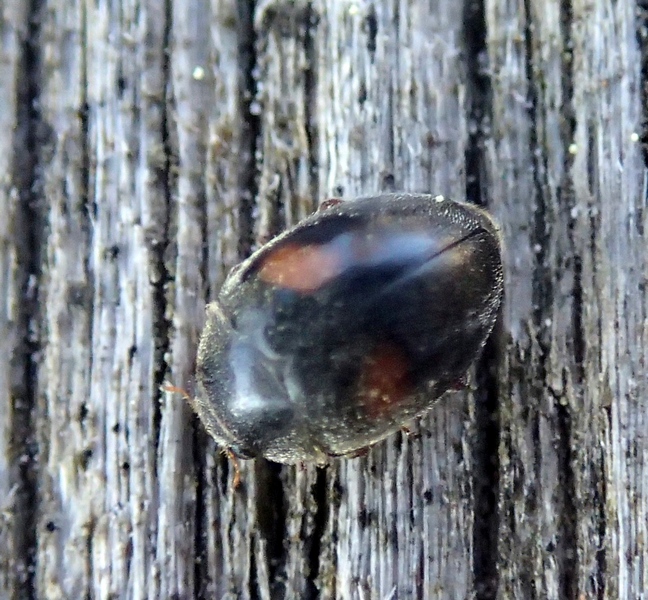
[0,0,645,598]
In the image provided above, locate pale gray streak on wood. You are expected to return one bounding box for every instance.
[154,0,221,596]
[253,3,320,597]
[36,2,94,598]
[509,0,574,597]
[391,5,472,594]
[205,0,243,293]
[530,1,602,597]
[315,2,473,598]
[485,0,544,597]
[183,4,276,600]
[35,0,171,597]
[123,2,169,598]
[200,2,259,598]
[486,0,580,590]
[87,1,169,596]
[392,0,467,195]
[315,1,394,197]
[571,1,645,598]
[284,464,324,599]
[224,461,259,597]
[489,0,646,599]
[485,0,536,340]
[255,0,315,238]
[84,1,167,597]
[0,3,28,597]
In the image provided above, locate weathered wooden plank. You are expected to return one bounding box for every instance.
[196,0,257,596]
[253,3,320,599]
[35,1,95,597]
[179,1,261,598]
[487,0,645,598]
[0,4,31,598]
[314,2,474,598]
[486,0,572,596]
[36,1,172,598]
[570,2,645,597]
[1,0,645,598]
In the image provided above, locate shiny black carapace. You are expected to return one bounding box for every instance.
[194,193,503,464]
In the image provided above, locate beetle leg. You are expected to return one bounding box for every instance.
[224,448,242,490]
[163,383,192,400]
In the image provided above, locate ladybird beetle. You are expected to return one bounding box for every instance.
[194,193,503,464]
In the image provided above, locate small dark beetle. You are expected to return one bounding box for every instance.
[194,193,503,464]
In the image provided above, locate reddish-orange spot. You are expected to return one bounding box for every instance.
[357,343,412,419]
[258,242,342,292]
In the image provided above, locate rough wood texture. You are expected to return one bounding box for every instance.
[0,0,645,599]
[488,1,645,598]
[1,3,32,596]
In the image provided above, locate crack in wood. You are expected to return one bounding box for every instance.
[464,0,501,598]
[236,0,260,259]
[305,467,328,600]
[10,1,46,597]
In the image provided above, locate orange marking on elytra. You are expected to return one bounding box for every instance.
[357,343,412,419]
[258,242,342,293]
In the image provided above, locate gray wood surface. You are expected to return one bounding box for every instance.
[0,0,645,598]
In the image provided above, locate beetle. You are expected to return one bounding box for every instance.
[192,193,503,465]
